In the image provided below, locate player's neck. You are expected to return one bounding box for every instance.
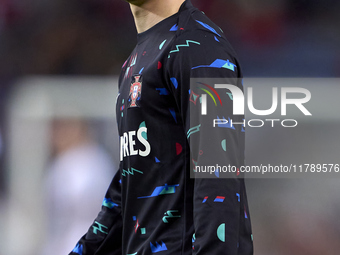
[129,0,185,33]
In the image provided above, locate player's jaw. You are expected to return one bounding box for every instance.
[124,0,147,6]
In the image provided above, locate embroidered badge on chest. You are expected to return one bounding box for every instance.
[128,75,143,108]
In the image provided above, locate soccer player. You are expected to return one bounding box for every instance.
[70,0,253,254]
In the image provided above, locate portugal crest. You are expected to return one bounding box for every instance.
[128,75,142,108]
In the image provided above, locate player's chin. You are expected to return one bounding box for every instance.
[124,0,146,5]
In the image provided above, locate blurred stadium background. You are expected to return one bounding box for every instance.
[0,0,340,254]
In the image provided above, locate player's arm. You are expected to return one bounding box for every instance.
[69,170,122,255]
[165,27,251,254]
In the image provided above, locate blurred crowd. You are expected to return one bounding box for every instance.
[0,0,339,80]
[0,0,134,78]
[42,118,115,255]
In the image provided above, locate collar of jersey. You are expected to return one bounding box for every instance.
[136,0,193,44]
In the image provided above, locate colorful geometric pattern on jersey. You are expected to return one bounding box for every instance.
[69,1,253,254]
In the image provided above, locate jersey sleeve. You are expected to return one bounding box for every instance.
[165,28,252,254]
[69,170,123,255]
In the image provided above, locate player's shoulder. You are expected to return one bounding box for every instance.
[184,8,224,37]
[171,7,237,57]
